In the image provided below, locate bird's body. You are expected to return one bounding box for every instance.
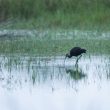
[70,47,86,57]
[66,47,86,58]
[65,47,86,65]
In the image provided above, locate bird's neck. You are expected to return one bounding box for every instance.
[68,55,72,58]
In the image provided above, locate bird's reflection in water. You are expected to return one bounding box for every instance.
[65,64,87,81]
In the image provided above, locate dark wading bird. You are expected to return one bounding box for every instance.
[65,47,86,65]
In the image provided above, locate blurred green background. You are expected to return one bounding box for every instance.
[0,0,110,29]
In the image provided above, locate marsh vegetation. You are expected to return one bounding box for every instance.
[0,30,110,55]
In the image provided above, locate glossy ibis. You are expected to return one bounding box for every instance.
[65,47,86,65]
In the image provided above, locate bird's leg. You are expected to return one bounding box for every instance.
[75,63,79,72]
[75,62,78,67]
[78,55,82,60]
[75,55,82,65]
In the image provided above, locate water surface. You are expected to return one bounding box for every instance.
[0,55,110,110]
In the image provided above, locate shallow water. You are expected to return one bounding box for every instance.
[0,55,110,110]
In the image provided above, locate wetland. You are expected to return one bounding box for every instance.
[0,30,110,110]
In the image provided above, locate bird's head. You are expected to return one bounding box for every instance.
[65,53,71,58]
[82,49,86,53]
